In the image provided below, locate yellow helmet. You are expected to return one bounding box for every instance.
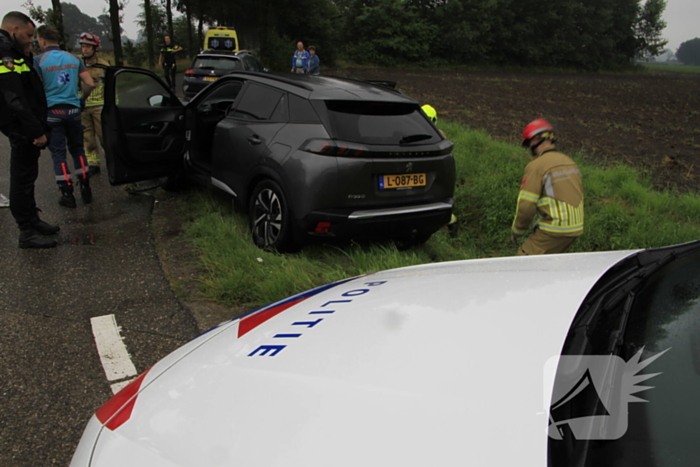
[421,104,437,124]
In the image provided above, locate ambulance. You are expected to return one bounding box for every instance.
[203,26,239,52]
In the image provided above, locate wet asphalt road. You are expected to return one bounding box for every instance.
[0,136,200,465]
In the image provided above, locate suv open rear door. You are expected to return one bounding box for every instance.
[103,67,186,185]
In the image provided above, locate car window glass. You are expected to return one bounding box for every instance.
[269,94,288,122]
[549,247,700,467]
[200,81,243,108]
[325,101,440,145]
[289,94,320,123]
[194,56,243,72]
[231,83,284,121]
[115,71,175,108]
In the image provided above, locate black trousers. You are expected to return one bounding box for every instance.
[163,62,176,90]
[8,135,41,230]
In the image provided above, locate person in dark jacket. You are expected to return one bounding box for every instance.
[308,46,320,75]
[0,11,59,248]
[158,35,182,91]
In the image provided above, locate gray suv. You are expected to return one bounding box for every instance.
[103,69,456,252]
[182,50,265,99]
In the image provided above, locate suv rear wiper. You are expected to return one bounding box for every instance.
[399,134,432,145]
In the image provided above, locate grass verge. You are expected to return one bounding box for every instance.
[176,120,700,310]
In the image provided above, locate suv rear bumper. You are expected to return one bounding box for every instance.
[303,199,454,240]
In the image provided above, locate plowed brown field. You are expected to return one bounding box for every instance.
[338,67,700,193]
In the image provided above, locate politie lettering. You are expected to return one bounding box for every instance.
[248,280,387,357]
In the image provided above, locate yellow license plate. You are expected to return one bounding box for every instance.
[203,76,218,82]
[379,173,426,189]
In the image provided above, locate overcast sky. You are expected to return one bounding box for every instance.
[4,0,699,52]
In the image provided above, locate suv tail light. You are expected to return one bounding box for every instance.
[301,139,369,157]
[184,68,195,76]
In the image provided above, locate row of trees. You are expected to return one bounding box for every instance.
[28,0,668,71]
[676,38,700,66]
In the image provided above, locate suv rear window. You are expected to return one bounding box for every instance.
[194,56,243,72]
[324,101,441,145]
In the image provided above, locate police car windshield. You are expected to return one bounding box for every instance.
[548,243,700,466]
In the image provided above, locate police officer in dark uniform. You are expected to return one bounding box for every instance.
[158,35,182,91]
[0,11,59,248]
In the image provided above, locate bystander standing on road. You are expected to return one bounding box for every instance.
[159,35,182,91]
[34,24,95,208]
[79,31,109,175]
[308,46,320,75]
[0,11,60,249]
[291,41,309,74]
[511,119,584,255]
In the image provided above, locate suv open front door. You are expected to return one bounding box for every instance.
[103,67,186,185]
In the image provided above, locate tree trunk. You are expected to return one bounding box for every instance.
[145,0,155,68]
[185,3,194,58]
[166,0,174,39]
[50,0,67,50]
[108,0,124,65]
[197,9,203,51]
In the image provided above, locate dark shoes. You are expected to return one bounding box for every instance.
[19,229,57,249]
[59,186,77,208]
[59,179,92,206]
[79,177,92,204]
[88,165,101,176]
[31,219,60,235]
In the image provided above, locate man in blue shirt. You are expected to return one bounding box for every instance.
[34,24,94,208]
[290,41,309,74]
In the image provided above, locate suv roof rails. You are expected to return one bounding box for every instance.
[226,71,314,91]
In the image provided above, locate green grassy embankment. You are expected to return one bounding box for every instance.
[175,120,700,309]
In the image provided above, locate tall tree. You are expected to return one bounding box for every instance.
[108,0,124,65]
[143,0,155,67]
[164,0,174,39]
[49,0,67,49]
[137,1,168,65]
[676,38,700,65]
[635,0,668,58]
[23,0,67,49]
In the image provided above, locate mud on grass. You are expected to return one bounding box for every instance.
[336,67,700,193]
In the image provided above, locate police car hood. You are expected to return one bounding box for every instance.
[87,250,634,467]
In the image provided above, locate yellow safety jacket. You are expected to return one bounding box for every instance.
[512,148,584,237]
[84,56,109,107]
[0,29,47,139]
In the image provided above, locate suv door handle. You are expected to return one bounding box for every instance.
[248,136,262,145]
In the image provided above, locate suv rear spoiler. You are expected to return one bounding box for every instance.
[364,80,397,89]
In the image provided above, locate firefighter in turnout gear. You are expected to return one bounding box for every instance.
[511,119,584,255]
[0,11,60,248]
[79,32,108,174]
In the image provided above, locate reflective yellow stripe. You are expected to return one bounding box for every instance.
[537,197,584,233]
[511,225,529,235]
[539,223,584,233]
[0,58,31,74]
[518,190,539,203]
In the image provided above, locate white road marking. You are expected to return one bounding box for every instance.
[110,378,136,395]
[90,314,138,384]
